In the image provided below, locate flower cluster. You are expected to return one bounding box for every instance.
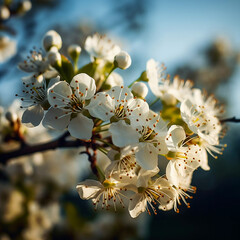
[16,30,226,218]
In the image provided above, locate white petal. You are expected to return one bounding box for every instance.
[48,81,72,107]
[68,114,94,140]
[135,143,159,170]
[70,73,96,100]
[147,59,161,97]
[22,74,44,88]
[128,193,147,218]
[166,161,180,187]
[86,92,114,121]
[22,105,44,127]
[128,98,149,127]
[155,136,169,155]
[42,107,70,130]
[166,161,193,189]
[199,147,210,171]
[48,76,60,89]
[76,179,103,200]
[108,86,133,102]
[109,120,139,147]
[137,166,159,187]
[167,125,186,149]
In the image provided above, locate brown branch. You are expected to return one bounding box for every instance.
[0,132,86,165]
[220,116,240,123]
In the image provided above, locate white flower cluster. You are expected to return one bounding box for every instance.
[16,31,226,218]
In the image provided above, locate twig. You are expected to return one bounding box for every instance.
[220,116,240,123]
[0,132,85,165]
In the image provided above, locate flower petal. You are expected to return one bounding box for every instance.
[42,107,70,130]
[70,73,96,100]
[76,179,102,200]
[68,114,94,140]
[135,143,159,170]
[128,193,147,218]
[166,125,186,149]
[86,92,114,121]
[48,81,72,107]
[109,120,139,147]
[22,105,44,127]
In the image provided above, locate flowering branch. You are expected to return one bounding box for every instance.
[1,30,230,218]
[220,116,240,123]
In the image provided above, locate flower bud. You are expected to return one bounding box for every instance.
[17,0,32,14]
[114,51,131,69]
[47,50,62,67]
[68,44,81,62]
[162,93,177,106]
[42,30,62,51]
[0,6,10,20]
[132,82,148,99]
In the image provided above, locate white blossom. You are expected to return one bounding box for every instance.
[43,73,95,139]
[109,111,169,170]
[128,168,175,218]
[165,125,210,174]
[164,160,196,213]
[76,177,128,211]
[86,85,149,122]
[180,97,222,147]
[18,48,50,75]
[85,33,121,62]
[16,75,54,127]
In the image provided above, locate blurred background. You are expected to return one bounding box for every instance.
[0,0,240,239]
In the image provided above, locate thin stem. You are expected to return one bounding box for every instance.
[95,128,109,133]
[220,116,240,123]
[95,138,117,149]
[97,147,108,155]
[0,132,84,165]
[149,98,160,107]
[128,77,141,88]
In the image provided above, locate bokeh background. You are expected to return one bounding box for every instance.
[0,0,240,239]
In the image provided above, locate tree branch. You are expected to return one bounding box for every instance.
[220,116,240,123]
[0,132,86,165]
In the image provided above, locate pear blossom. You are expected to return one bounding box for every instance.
[146,59,166,97]
[18,48,50,75]
[43,73,96,140]
[165,125,210,174]
[180,98,222,146]
[86,85,149,122]
[163,160,196,213]
[85,33,121,62]
[128,168,175,218]
[16,75,50,127]
[105,147,138,180]
[191,88,224,117]
[109,111,169,170]
[76,177,129,210]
